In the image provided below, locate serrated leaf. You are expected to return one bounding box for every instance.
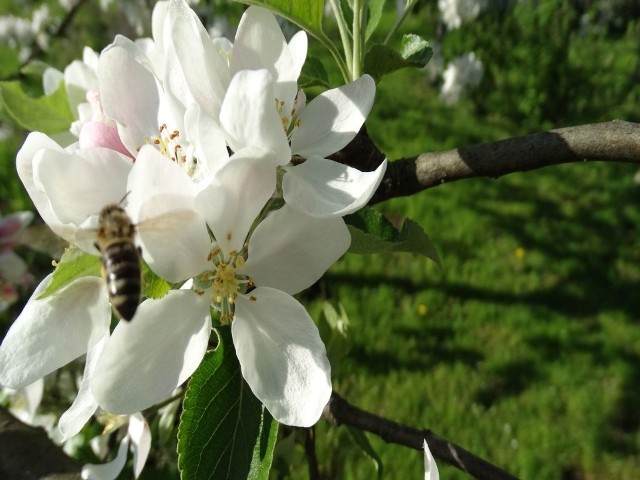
[365,0,386,41]
[38,246,101,299]
[346,426,384,479]
[0,80,73,134]
[178,327,279,480]
[399,33,432,64]
[237,0,325,40]
[142,263,171,299]
[345,207,441,266]
[363,35,432,81]
[298,56,331,89]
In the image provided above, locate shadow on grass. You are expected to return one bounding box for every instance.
[345,323,484,375]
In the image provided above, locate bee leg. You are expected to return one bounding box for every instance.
[94,241,102,252]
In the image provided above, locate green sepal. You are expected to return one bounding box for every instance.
[37,246,101,300]
[177,326,279,480]
[0,79,73,134]
[364,34,432,81]
[345,207,441,266]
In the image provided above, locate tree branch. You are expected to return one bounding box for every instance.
[370,120,640,203]
[0,407,81,480]
[324,391,519,480]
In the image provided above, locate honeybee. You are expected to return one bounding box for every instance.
[94,204,142,321]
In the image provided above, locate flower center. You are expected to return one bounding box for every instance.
[275,96,302,139]
[141,124,199,178]
[194,247,252,323]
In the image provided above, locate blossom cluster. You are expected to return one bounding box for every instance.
[0,0,386,476]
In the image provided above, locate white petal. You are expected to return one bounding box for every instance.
[283,157,387,217]
[34,147,132,226]
[233,287,331,427]
[231,6,300,111]
[58,334,108,440]
[128,413,151,478]
[99,46,159,155]
[127,147,211,281]
[43,67,63,96]
[137,204,211,282]
[167,0,229,118]
[64,59,98,114]
[288,31,308,83]
[196,150,276,256]
[184,102,229,179]
[126,145,196,220]
[16,133,77,241]
[290,74,375,158]
[220,69,290,163]
[92,290,211,414]
[81,436,129,480]
[21,378,44,423]
[424,439,440,480]
[240,205,350,295]
[0,276,110,389]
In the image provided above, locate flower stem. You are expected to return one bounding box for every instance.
[351,0,365,79]
[384,0,418,45]
[327,0,353,82]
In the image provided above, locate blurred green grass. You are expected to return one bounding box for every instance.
[299,62,640,479]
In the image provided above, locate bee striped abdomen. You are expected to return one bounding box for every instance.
[95,204,141,322]
[102,240,141,321]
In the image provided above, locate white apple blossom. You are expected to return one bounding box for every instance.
[163,1,387,217]
[0,130,210,430]
[92,154,350,427]
[438,0,483,30]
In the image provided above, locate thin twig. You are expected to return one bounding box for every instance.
[304,427,321,480]
[324,391,519,480]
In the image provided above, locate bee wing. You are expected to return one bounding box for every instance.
[68,214,101,254]
[16,223,69,259]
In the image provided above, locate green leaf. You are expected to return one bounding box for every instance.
[142,263,171,300]
[298,56,331,89]
[365,0,386,41]
[0,47,20,79]
[237,0,325,39]
[399,33,432,64]
[346,426,384,479]
[345,207,441,266]
[178,327,279,480]
[317,302,352,365]
[363,34,432,81]
[0,79,73,133]
[38,246,101,300]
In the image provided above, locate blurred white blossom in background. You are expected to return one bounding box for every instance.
[438,0,483,30]
[440,52,484,105]
[0,5,51,61]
